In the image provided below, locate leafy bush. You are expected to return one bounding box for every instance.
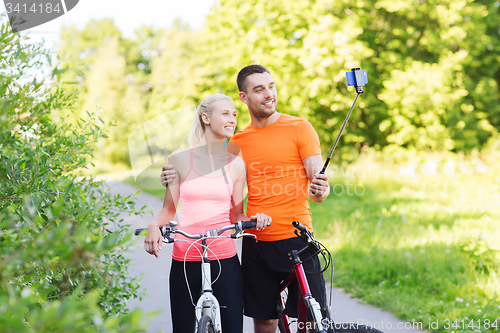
[0,18,146,332]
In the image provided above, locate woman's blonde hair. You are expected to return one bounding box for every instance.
[188,93,233,147]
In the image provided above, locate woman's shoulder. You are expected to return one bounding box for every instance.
[171,147,190,155]
[229,153,245,167]
[229,153,246,178]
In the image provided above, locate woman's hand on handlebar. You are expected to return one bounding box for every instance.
[250,213,272,231]
[144,224,163,258]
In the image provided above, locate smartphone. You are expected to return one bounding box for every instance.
[346,68,368,87]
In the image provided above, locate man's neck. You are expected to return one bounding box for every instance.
[251,112,281,129]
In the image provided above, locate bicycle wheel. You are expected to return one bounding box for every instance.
[332,323,384,333]
[197,315,216,333]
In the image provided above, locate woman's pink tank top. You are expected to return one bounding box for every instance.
[171,150,237,261]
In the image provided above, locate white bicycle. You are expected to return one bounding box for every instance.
[136,220,257,333]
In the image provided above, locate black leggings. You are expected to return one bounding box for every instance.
[169,255,243,333]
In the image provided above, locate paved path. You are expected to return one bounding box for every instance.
[108,181,426,333]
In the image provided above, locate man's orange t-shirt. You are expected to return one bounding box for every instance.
[228,114,321,241]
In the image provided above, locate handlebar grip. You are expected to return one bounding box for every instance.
[135,228,147,235]
[240,221,257,230]
[292,221,309,233]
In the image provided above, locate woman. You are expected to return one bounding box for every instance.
[144,93,271,333]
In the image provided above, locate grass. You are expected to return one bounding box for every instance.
[122,151,500,333]
[311,151,500,332]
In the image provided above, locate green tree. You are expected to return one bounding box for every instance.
[58,19,150,167]
[0,18,145,332]
[149,20,202,114]
[200,0,500,154]
[54,0,500,163]
[198,0,387,155]
[355,0,500,151]
[57,19,205,168]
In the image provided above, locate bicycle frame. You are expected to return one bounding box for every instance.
[276,221,331,333]
[276,222,388,333]
[279,248,326,333]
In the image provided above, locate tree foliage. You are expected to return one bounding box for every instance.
[202,0,500,154]
[56,0,500,166]
[57,19,149,166]
[0,18,145,332]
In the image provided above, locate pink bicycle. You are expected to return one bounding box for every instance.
[276,221,383,333]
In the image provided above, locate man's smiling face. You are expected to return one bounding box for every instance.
[240,72,278,121]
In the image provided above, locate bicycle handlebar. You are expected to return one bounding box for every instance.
[134,228,145,236]
[291,221,324,258]
[292,220,309,233]
[134,220,257,242]
[289,221,332,275]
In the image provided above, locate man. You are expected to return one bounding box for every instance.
[162,65,330,333]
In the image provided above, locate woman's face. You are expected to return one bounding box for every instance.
[205,100,237,139]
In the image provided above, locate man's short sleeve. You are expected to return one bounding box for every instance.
[297,119,321,160]
[227,138,242,158]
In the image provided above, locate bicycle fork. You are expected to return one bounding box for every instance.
[195,257,222,332]
[290,249,327,333]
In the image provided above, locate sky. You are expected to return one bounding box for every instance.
[1,0,216,49]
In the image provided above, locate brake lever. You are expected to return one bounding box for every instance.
[241,233,257,239]
[294,228,311,243]
[231,231,257,239]
[160,226,175,243]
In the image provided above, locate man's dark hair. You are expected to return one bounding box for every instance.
[236,64,271,92]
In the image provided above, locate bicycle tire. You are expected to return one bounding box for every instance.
[332,323,384,333]
[197,315,216,333]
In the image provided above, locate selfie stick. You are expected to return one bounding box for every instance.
[319,69,366,174]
